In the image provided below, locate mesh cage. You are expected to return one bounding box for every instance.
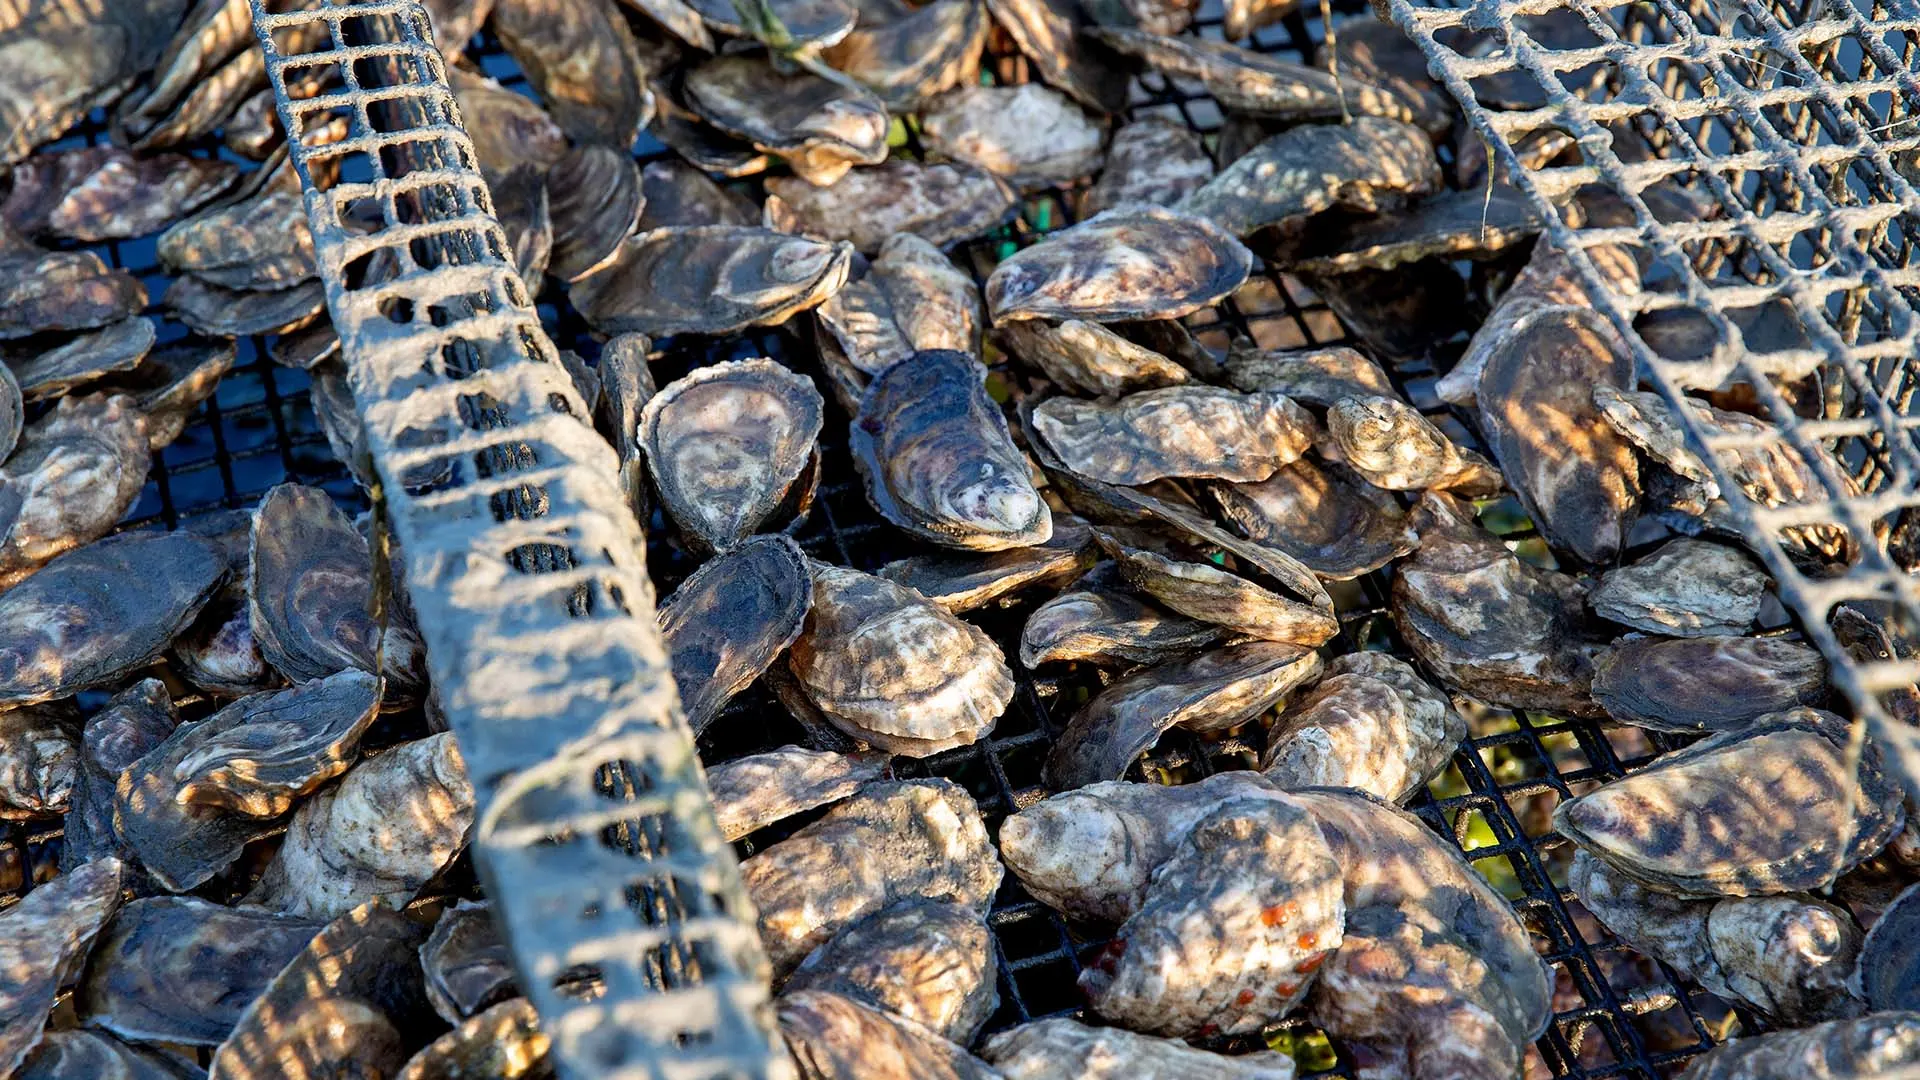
[1382,0,1920,795]
[247,4,792,1077]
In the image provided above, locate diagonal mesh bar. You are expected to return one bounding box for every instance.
[247,4,792,1078]
[1384,0,1920,795]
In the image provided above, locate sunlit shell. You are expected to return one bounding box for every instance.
[996,318,1192,398]
[786,899,996,1043]
[816,234,983,402]
[683,56,888,186]
[1294,186,1543,275]
[979,0,1129,113]
[0,858,124,1076]
[1673,1012,1920,1080]
[1080,117,1214,218]
[0,249,148,339]
[0,393,147,585]
[706,745,889,841]
[1554,708,1904,897]
[788,563,1014,755]
[638,159,757,231]
[821,0,987,111]
[113,0,255,153]
[986,205,1251,324]
[765,162,1018,254]
[269,322,338,371]
[77,896,323,1047]
[165,275,327,338]
[245,733,475,920]
[1206,459,1418,580]
[877,518,1094,612]
[446,68,568,182]
[1332,18,1457,133]
[0,530,225,707]
[1324,394,1502,494]
[641,360,824,553]
[0,702,79,818]
[491,0,653,147]
[397,997,550,1080]
[544,143,644,282]
[1034,386,1311,486]
[615,0,712,47]
[921,83,1106,192]
[779,990,999,1080]
[571,226,853,338]
[1856,881,1920,1010]
[1590,635,1826,733]
[1,0,188,163]
[1097,532,1338,647]
[1046,641,1321,791]
[648,83,770,179]
[1262,651,1466,803]
[1090,26,1407,122]
[95,336,236,451]
[685,0,857,50]
[853,350,1051,550]
[11,1029,203,1079]
[157,189,314,290]
[2,146,238,242]
[1592,541,1766,639]
[659,535,813,733]
[1180,116,1441,238]
[172,669,380,818]
[60,680,174,872]
[419,902,516,1026]
[1020,562,1223,668]
[983,1017,1298,1080]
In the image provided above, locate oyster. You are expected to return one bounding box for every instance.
[77,897,324,1047]
[544,144,644,282]
[740,778,1000,972]
[1673,1011,1920,1079]
[649,84,770,179]
[1021,562,1223,668]
[1589,635,1827,733]
[1555,708,1904,897]
[208,902,431,1080]
[641,360,824,554]
[1300,262,1466,362]
[1263,651,1466,803]
[876,519,1094,611]
[779,990,1000,1080]
[786,898,996,1043]
[638,159,757,230]
[246,732,475,919]
[1477,305,1640,563]
[570,227,853,338]
[59,680,175,871]
[593,332,654,524]
[0,858,125,1076]
[683,56,888,186]
[983,1018,1297,1079]
[165,276,328,338]
[764,163,1018,253]
[821,0,987,111]
[94,336,236,451]
[0,392,148,584]
[1080,116,1214,218]
[787,563,1014,755]
[1570,851,1863,1025]
[815,235,983,403]
[853,349,1051,550]
[1090,27,1406,122]
[2,147,238,242]
[172,669,381,817]
[0,702,79,817]
[1330,17,1457,134]
[1033,386,1311,486]
[982,0,1128,113]
[1181,117,1441,239]
[446,68,568,181]
[0,530,226,707]
[1206,460,1418,580]
[706,745,889,841]
[249,483,428,694]
[1390,492,1601,716]
[1095,531,1339,646]
[491,0,653,147]
[1294,186,1542,276]
[921,84,1106,192]
[1856,881,1919,1010]
[268,322,337,370]
[996,318,1192,399]
[615,0,713,47]
[1086,795,1344,1036]
[396,997,549,1080]
[0,249,148,339]
[1046,641,1322,790]
[491,164,553,284]
[659,535,814,733]
[0,0,187,166]
[157,189,314,290]
[12,1030,202,1080]
[0,363,20,462]
[986,206,1251,323]
[685,0,857,52]
[419,902,517,1025]
[1324,395,1501,494]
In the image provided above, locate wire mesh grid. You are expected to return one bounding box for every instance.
[0,0,1850,1076]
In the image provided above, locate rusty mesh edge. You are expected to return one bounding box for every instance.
[1383,0,1920,794]
[248,4,795,1078]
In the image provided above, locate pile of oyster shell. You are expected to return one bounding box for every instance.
[6,0,1920,1077]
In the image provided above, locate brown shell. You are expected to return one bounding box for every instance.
[165,276,327,338]
[1674,1012,1920,1080]
[1080,117,1214,218]
[171,669,381,818]
[1222,341,1395,407]
[544,143,644,283]
[0,393,149,583]
[979,0,1129,113]
[682,56,887,187]
[765,163,1018,254]
[1324,395,1503,494]
[0,249,148,339]
[1089,26,1408,122]
[491,0,653,148]
[921,83,1106,192]
[705,745,889,841]
[60,680,176,872]
[0,0,184,167]
[0,701,80,818]
[157,190,314,290]
[1180,116,1441,238]
[996,318,1192,398]
[658,535,814,733]
[685,0,857,50]
[1856,881,1920,1010]
[396,997,550,1080]
[1097,532,1338,647]
[1590,635,1826,733]
[983,1017,1298,1080]
[1293,186,1543,275]
[446,68,568,181]
[1262,651,1466,803]
[638,160,757,231]
[787,563,1014,755]
[779,990,1000,1080]
[986,205,1251,324]
[0,859,126,1077]
[1206,459,1419,580]
[419,902,517,1025]
[1020,562,1223,668]
[1034,386,1312,486]
[491,164,553,285]
[12,1029,201,1080]
[820,0,987,112]
[6,316,150,401]
[877,519,1094,612]
[98,335,238,451]
[570,226,853,338]
[786,898,997,1043]
[1590,539,1768,637]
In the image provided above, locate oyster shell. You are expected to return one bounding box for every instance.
[246,732,475,919]
[1263,651,1466,803]
[787,563,1014,755]
[1856,881,1920,1010]
[419,902,517,1025]
[543,144,644,282]
[446,68,568,181]
[0,392,149,584]
[779,989,1001,1080]
[981,0,1129,113]
[77,896,324,1047]
[1020,562,1223,668]
[94,336,236,451]
[741,778,1000,972]
[1299,262,1465,363]
[1080,116,1214,218]
[491,164,553,284]
[1181,117,1441,239]
[2,147,238,242]
[1555,708,1904,897]
[1090,26,1406,122]
[1325,395,1501,494]
[615,0,713,48]
[1206,460,1419,580]
[815,234,983,402]
[1673,1011,1920,1079]
[60,680,174,872]
[686,0,857,52]
[1294,185,1542,275]
[1046,641,1322,790]
[0,0,186,167]
[0,249,148,339]
[269,322,337,370]
[1096,531,1339,647]
[921,83,1106,192]
[1330,17,1457,134]
[172,669,381,817]
[707,745,889,841]
[1590,635,1827,733]
[638,159,757,230]
[0,362,20,463]
[983,1018,1297,1079]
[765,162,1018,253]
[659,535,814,733]
[0,702,79,817]
[683,56,888,186]
[0,530,225,707]
[641,360,824,554]
[649,83,771,179]
[1033,386,1312,486]
[12,1030,201,1080]
[249,483,427,694]
[821,0,987,111]
[1086,795,1344,1036]
[165,276,327,338]
[986,206,1251,323]
[876,519,1094,612]
[996,317,1192,398]
[157,190,314,290]
[1390,492,1601,716]
[491,0,653,147]
[396,997,549,1080]
[570,226,853,338]
[786,898,996,1043]
[0,858,125,1076]
[853,349,1051,550]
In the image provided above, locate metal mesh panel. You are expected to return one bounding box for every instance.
[1383,0,1920,795]
[248,5,790,1077]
